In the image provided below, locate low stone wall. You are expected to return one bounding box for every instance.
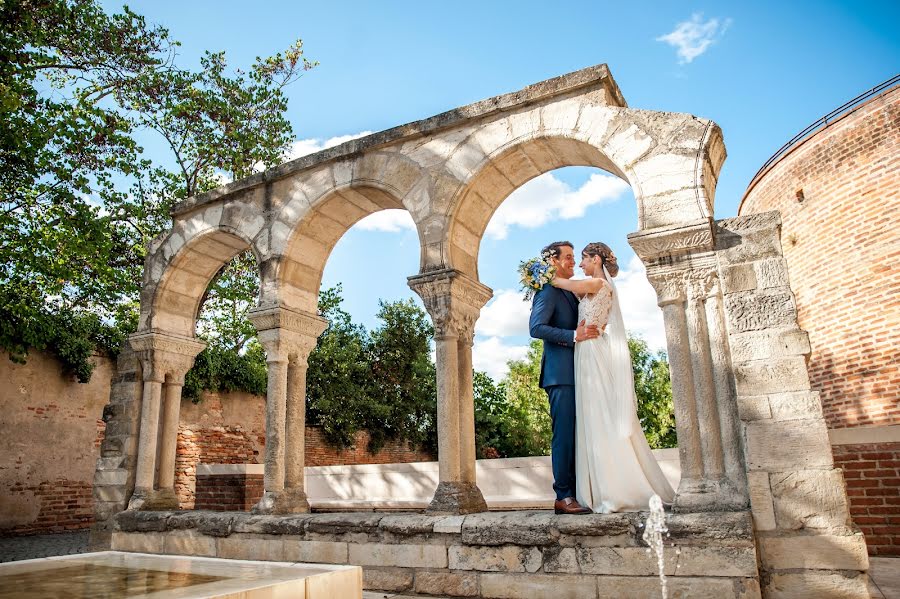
[111,510,761,598]
[193,451,682,512]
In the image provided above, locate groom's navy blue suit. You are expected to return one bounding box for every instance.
[529,284,579,501]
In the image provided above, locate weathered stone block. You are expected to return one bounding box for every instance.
[759,531,868,570]
[737,395,772,421]
[379,514,436,536]
[449,545,542,573]
[770,470,851,530]
[664,512,755,547]
[94,485,126,503]
[306,512,384,535]
[577,546,675,576]
[216,534,285,561]
[745,419,833,471]
[349,542,447,569]
[733,357,810,396]
[362,567,413,592]
[285,539,348,564]
[755,258,789,289]
[480,572,597,599]
[747,472,777,531]
[597,576,758,599]
[768,391,822,421]
[715,213,782,264]
[722,263,758,293]
[724,291,797,333]
[433,515,466,535]
[111,531,164,554]
[414,570,479,597]
[460,512,556,546]
[674,546,759,577]
[764,571,869,599]
[163,530,216,557]
[93,469,127,486]
[542,546,580,573]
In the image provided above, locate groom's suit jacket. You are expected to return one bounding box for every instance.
[529,284,579,388]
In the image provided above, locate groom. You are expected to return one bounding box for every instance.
[529,241,598,515]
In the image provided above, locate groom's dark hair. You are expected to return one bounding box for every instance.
[542,241,573,260]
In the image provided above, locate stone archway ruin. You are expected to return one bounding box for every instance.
[93,64,869,597]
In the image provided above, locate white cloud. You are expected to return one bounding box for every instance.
[614,255,666,351]
[472,336,529,380]
[288,131,374,160]
[485,172,629,240]
[656,13,732,64]
[355,209,416,233]
[475,289,531,338]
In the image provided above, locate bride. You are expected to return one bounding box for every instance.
[551,242,675,513]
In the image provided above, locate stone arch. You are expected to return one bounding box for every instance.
[444,135,625,279]
[141,226,260,338]
[272,181,424,313]
[439,105,725,276]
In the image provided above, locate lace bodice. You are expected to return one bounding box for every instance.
[577,280,613,330]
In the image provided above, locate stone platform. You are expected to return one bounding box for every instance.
[111,509,761,598]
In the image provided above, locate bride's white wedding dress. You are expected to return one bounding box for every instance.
[574,268,675,513]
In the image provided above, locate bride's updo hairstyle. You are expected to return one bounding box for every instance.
[582,242,619,277]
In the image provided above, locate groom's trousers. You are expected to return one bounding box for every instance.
[546,384,577,501]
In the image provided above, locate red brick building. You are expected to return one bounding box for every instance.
[739,79,900,555]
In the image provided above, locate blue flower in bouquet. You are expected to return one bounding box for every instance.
[517,256,556,301]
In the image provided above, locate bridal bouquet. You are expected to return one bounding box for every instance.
[518,255,556,301]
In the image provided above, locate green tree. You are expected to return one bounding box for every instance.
[305,285,372,447]
[629,336,677,449]
[1,0,175,377]
[366,299,437,452]
[1,0,316,382]
[498,340,554,457]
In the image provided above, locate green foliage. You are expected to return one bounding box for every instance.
[480,336,677,457]
[306,287,438,453]
[473,344,555,459]
[182,342,268,401]
[629,336,677,449]
[1,0,316,380]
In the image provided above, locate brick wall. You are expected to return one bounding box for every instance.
[740,84,900,556]
[194,474,263,511]
[739,87,900,429]
[174,392,435,508]
[0,350,112,535]
[833,442,900,556]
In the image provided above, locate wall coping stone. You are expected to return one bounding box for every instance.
[829,424,900,445]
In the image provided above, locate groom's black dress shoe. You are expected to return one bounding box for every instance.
[554,497,592,515]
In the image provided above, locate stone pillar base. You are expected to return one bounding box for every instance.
[426,481,487,515]
[674,478,748,513]
[252,489,311,515]
[127,487,180,511]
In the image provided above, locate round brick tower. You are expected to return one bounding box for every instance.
[739,78,900,556]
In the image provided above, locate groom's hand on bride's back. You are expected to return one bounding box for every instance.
[575,319,600,342]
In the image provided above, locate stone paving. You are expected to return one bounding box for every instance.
[0,531,90,563]
[870,557,900,599]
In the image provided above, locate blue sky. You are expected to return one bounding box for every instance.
[106,1,899,379]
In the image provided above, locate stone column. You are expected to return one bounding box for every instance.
[409,268,492,514]
[126,332,205,510]
[629,219,748,512]
[155,373,186,503]
[248,306,327,514]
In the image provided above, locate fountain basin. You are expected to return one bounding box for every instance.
[0,551,361,598]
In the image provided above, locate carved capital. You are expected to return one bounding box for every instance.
[408,268,492,340]
[248,306,327,363]
[647,271,687,307]
[627,218,715,262]
[129,331,206,382]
